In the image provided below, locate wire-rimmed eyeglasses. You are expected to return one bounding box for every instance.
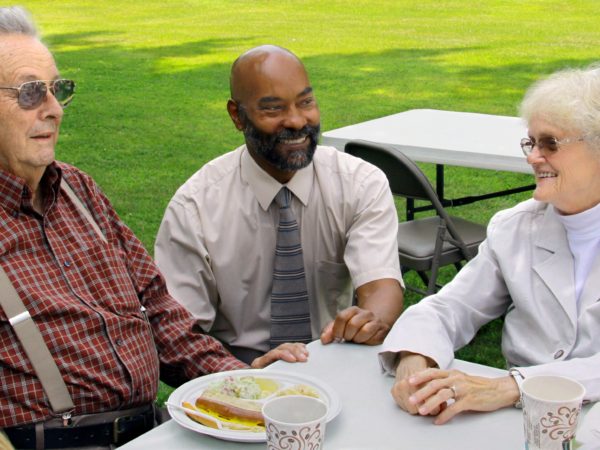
[0,79,75,110]
[520,136,585,157]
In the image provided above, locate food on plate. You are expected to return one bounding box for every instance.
[254,377,281,395]
[275,383,320,398]
[181,375,323,433]
[195,391,264,426]
[182,401,262,432]
[203,375,280,399]
[181,401,219,429]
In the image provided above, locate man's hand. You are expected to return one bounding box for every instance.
[320,278,403,345]
[250,343,309,368]
[320,305,390,345]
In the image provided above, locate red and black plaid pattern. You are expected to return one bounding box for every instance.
[0,162,245,428]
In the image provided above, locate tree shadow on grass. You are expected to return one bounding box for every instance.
[42,32,595,369]
[43,31,599,247]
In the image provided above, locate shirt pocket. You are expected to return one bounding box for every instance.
[68,240,145,320]
[313,260,352,318]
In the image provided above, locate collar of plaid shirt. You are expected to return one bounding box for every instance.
[0,162,245,428]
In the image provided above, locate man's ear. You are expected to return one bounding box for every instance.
[227,99,244,131]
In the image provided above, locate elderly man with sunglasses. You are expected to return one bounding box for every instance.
[0,7,296,450]
[380,65,600,425]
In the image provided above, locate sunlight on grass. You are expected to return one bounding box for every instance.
[19,1,600,394]
[155,54,230,74]
[26,0,600,249]
[26,0,600,272]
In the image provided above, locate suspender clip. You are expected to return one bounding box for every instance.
[62,410,73,427]
[9,310,31,326]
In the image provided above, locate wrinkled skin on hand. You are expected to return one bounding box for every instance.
[392,353,520,424]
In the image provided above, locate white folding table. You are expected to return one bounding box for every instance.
[322,109,534,219]
[121,342,528,450]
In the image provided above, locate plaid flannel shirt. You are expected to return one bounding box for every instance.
[0,162,245,428]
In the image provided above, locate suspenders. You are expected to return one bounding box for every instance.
[61,181,107,245]
[0,267,74,414]
[0,179,107,418]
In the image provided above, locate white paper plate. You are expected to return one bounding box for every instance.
[167,369,342,443]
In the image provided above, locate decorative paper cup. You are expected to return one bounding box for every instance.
[262,395,328,450]
[521,375,585,450]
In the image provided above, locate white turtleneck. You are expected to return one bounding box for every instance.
[553,201,600,307]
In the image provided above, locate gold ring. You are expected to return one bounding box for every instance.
[449,385,458,398]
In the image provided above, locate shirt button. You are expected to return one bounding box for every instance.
[64,260,72,268]
[554,349,564,359]
[11,210,19,218]
[116,339,124,346]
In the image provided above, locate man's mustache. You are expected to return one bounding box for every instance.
[274,125,320,142]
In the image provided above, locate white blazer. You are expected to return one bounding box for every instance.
[380,198,600,401]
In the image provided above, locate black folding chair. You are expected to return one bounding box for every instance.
[345,140,487,296]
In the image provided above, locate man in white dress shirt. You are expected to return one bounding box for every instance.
[155,45,404,364]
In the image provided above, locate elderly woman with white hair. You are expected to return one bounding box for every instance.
[379,65,600,424]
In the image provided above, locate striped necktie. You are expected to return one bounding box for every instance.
[270,187,312,348]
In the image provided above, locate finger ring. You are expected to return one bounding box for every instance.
[449,385,458,398]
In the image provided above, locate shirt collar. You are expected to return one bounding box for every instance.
[240,145,313,211]
[0,162,62,215]
[553,201,600,241]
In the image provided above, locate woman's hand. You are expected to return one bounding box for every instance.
[405,369,520,424]
[391,352,440,415]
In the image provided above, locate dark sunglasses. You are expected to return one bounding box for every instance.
[0,79,75,110]
[520,135,584,156]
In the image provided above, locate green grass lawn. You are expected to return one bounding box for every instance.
[20,0,600,398]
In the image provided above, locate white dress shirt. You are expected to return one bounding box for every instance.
[156,145,403,352]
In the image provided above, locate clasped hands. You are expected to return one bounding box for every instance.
[391,353,520,424]
[251,305,389,368]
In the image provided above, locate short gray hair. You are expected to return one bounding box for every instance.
[520,64,600,149]
[0,6,38,37]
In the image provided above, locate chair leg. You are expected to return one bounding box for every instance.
[417,271,430,286]
[427,264,440,295]
[405,284,428,297]
[427,222,447,295]
[398,267,429,297]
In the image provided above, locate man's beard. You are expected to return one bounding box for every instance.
[240,110,320,171]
